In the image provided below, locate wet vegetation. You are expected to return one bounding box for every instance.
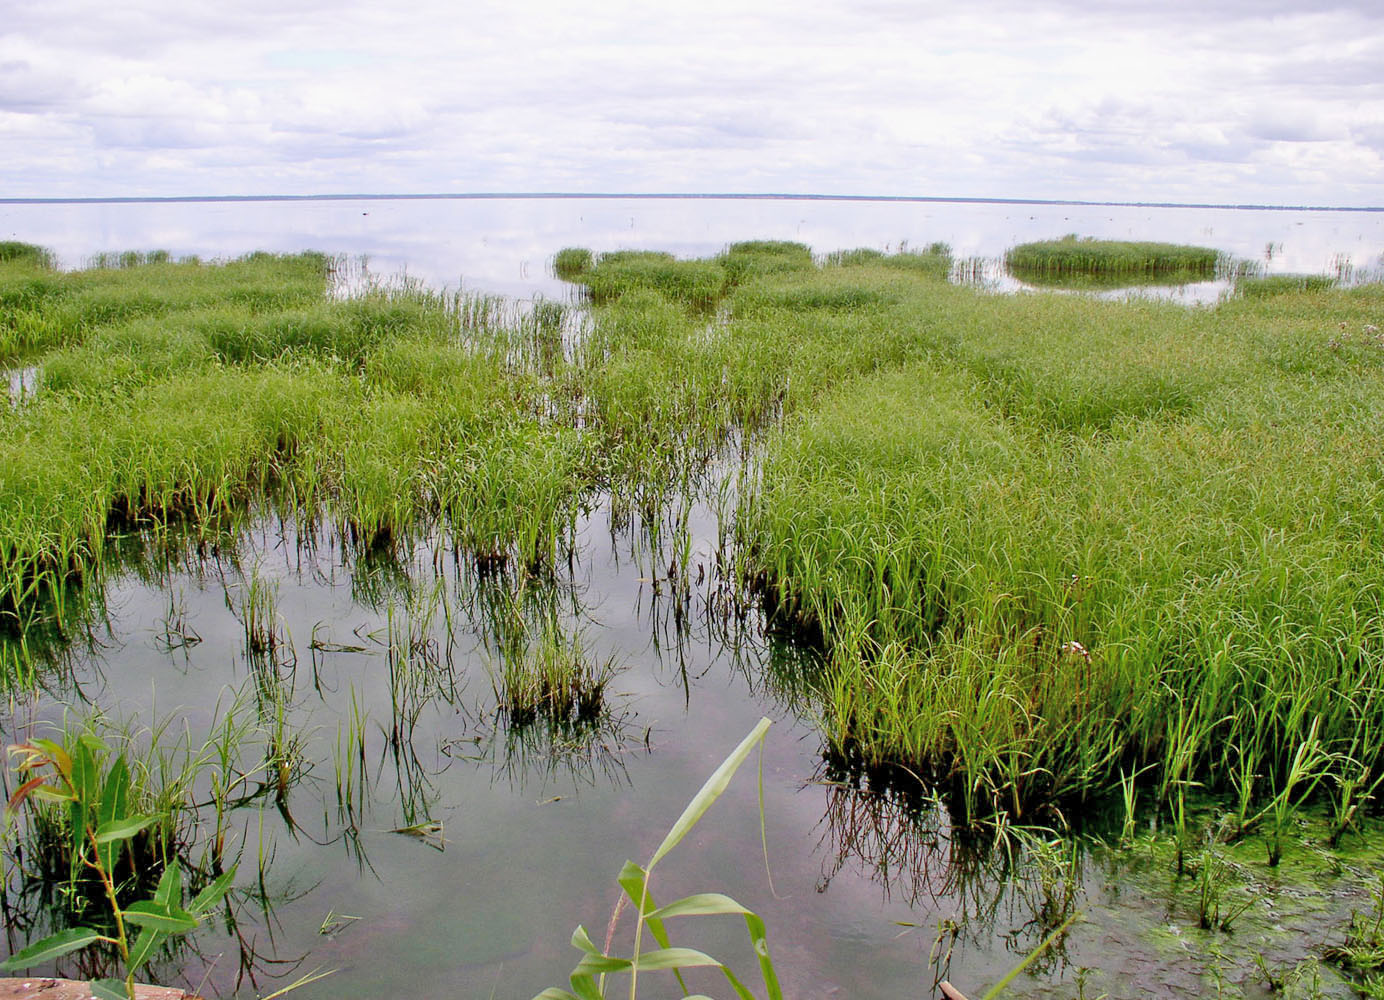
[4,236,1384,996]
[1005,236,1220,280]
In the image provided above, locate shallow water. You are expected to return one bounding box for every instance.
[4,501,1375,999]
[2,196,1381,300]
[3,198,1383,998]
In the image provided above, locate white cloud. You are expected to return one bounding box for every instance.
[0,0,1381,204]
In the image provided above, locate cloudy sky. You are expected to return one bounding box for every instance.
[2,0,1382,206]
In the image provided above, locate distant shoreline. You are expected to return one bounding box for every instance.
[1,192,1379,213]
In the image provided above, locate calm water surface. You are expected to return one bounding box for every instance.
[1,198,1379,999]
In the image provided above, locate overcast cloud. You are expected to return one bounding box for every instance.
[1,0,1381,205]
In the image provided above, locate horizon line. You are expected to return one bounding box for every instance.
[1,192,1381,213]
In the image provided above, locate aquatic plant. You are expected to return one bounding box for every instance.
[490,610,617,729]
[0,241,57,269]
[578,253,727,310]
[533,717,781,1000]
[1238,273,1338,298]
[741,277,1384,825]
[1005,236,1219,278]
[553,247,595,280]
[2,730,236,999]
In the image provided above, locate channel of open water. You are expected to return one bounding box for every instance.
[3,197,1383,999]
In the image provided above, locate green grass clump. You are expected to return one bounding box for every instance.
[0,241,57,269]
[744,277,1384,823]
[717,240,815,285]
[0,250,333,363]
[0,251,597,629]
[490,615,616,730]
[553,247,594,279]
[823,245,952,280]
[1239,273,1338,298]
[1006,236,1220,279]
[579,253,727,310]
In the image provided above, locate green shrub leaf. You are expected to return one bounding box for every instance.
[189,865,236,915]
[0,927,106,969]
[123,900,199,933]
[88,979,129,1000]
[94,813,157,844]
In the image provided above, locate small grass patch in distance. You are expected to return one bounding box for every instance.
[1238,273,1338,298]
[1005,235,1220,279]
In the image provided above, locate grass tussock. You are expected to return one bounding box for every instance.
[0,241,57,269]
[0,250,333,363]
[744,276,1384,823]
[1005,236,1220,279]
[552,247,594,279]
[1238,273,1339,298]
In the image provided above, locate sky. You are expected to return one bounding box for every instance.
[2,0,1382,206]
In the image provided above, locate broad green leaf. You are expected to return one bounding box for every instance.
[98,755,129,827]
[123,900,199,933]
[573,952,631,976]
[0,927,106,969]
[189,865,236,915]
[72,738,100,805]
[154,862,183,909]
[88,979,128,1000]
[95,814,157,844]
[649,717,771,868]
[570,925,600,956]
[648,893,751,920]
[532,990,580,1000]
[568,975,603,1000]
[616,861,651,913]
[631,946,723,971]
[614,861,674,948]
[128,926,166,974]
[21,783,75,805]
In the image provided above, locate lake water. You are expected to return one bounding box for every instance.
[2,197,1380,999]
[3,196,1381,301]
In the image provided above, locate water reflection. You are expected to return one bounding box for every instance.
[4,197,1380,303]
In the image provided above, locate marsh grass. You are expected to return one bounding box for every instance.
[742,274,1384,826]
[1005,236,1219,279]
[8,239,1384,854]
[553,247,595,280]
[490,611,618,729]
[0,241,57,269]
[1239,273,1339,298]
[0,251,333,363]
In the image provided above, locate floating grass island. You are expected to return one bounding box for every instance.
[1005,235,1221,280]
[4,237,1384,996]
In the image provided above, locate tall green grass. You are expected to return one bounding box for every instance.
[0,251,333,363]
[10,238,1384,845]
[743,277,1384,823]
[0,240,57,269]
[1005,236,1219,279]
